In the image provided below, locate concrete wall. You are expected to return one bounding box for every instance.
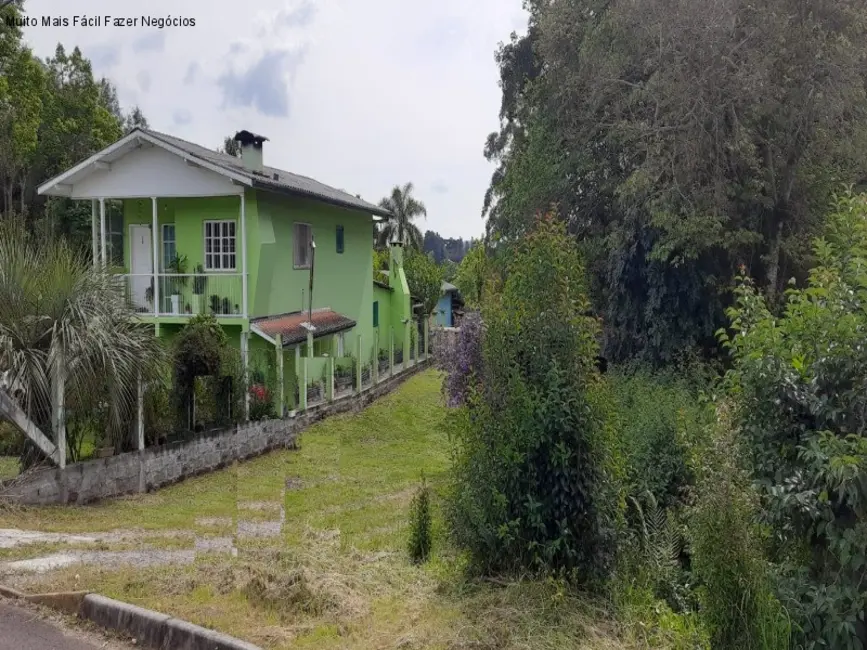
[0,359,431,506]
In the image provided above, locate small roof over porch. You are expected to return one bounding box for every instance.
[251,309,357,347]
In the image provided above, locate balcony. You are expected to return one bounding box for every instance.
[121,273,244,318]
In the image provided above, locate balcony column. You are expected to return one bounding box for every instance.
[99,198,107,268]
[151,197,160,316]
[91,199,98,267]
[240,191,248,318]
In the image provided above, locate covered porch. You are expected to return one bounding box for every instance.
[37,129,252,321]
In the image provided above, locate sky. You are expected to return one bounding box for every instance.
[21,0,528,239]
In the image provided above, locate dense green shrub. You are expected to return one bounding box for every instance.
[689,407,791,650]
[445,215,620,583]
[0,420,24,457]
[407,475,433,564]
[609,366,712,510]
[720,191,867,649]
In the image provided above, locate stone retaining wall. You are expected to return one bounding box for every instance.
[0,359,431,506]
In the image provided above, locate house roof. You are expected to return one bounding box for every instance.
[442,281,458,293]
[373,279,393,291]
[251,308,356,347]
[38,127,392,219]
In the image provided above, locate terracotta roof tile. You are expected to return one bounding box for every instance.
[251,309,356,346]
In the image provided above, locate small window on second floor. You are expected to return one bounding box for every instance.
[294,223,312,268]
[204,220,236,271]
[373,301,379,328]
[336,225,344,254]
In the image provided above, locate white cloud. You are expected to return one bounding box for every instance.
[22,0,527,238]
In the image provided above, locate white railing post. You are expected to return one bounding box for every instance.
[276,334,284,418]
[99,198,107,269]
[91,199,98,268]
[373,331,379,385]
[357,333,363,393]
[51,347,66,469]
[240,192,248,318]
[390,328,394,377]
[241,330,250,421]
[151,197,159,316]
[137,371,145,450]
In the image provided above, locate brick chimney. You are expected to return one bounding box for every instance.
[233,130,268,172]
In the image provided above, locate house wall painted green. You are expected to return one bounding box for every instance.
[121,189,378,363]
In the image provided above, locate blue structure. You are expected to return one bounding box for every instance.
[435,281,460,327]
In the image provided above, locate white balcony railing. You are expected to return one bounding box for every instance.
[121,273,244,317]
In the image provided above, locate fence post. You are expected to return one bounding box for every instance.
[389,327,394,377]
[241,331,250,421]
[52,348,66,469]
[424,318,430,361]
[300,356,308,411]
[356,334,363,393]
[404,320,411,369]
[275,334,284,418]
[415,318,421,362]
[326,356,334,402]
[373,331,379,385]
[294,345,301,411]
[137,371,145,450]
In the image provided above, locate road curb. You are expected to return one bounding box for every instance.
[1,585,261,650]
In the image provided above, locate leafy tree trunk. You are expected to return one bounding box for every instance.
[766,220,783,302]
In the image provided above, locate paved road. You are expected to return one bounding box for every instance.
[0,601,130,649]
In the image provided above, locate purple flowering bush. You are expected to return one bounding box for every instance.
[434,311,483,407]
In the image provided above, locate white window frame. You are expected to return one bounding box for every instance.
[161,223,176,271]
[203,220,237,272]
[294,222,312,269]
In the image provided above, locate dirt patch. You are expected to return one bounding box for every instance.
[194,517,233,528]
[1,549,196,574]
[285,477,304,490]
[236,520,282,538]
[0,528,190,550]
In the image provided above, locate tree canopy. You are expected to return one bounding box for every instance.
[377,182,427,250]
[0,0,147,249]
[484,0,867,364]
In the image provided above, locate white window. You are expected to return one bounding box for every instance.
[294,223,312,269]
[204,220,236,271]
[336,332,345,357]
[161,224,176,270]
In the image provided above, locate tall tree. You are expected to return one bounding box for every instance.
[376,182,427,250]
[123,105,148,134]
[219,136,240,157]
[484,0,867,364]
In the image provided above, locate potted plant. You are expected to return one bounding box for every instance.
[144,278,154,312]
[191,264,207,314]
[166,254,189,314]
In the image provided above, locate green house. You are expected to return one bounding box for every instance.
[37,128,416,411]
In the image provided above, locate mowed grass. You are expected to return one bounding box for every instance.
[0,370,632,649]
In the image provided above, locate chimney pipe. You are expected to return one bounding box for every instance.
[233,130,268,172]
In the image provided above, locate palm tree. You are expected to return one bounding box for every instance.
[377,182,427,250]
[0,215,165,466]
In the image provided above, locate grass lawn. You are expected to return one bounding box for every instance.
[0,370,632,649]
[0,456,18,481]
